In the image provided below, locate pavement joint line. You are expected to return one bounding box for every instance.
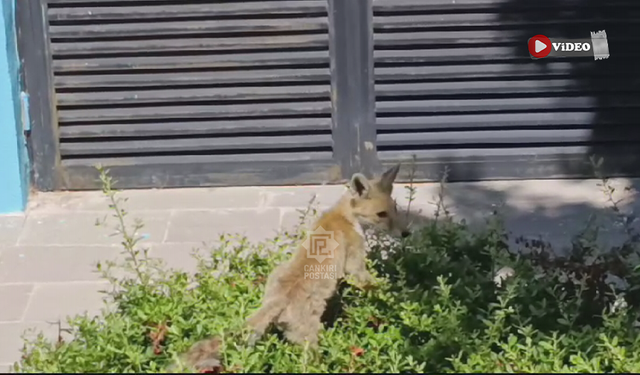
[6,244,125,248]
[21,207,277,215]
[6,319,88,325]
[277,207,284,228]
[151,241,206,247]
[161,210,175,243]
[11,241,163,247]
[18,285,36,323]
[0,281,110,287]
[13,217,28,247]
[0,320,48,325]
[258,190,269,208]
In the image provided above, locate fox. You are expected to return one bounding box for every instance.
[175,164,410,371]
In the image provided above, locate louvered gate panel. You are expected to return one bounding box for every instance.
[373,0,640,181]
[45,0,335,189]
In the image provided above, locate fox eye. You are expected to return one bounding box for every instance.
[377,211,388,218]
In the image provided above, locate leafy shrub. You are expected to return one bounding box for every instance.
[14,162,640,373]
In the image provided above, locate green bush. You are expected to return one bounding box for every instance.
[13,165,640,373]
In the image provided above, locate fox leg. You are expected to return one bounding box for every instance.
[344,247,376,289]
[245,298,285,345]
[283,314,321,348]
[281,295,326,348]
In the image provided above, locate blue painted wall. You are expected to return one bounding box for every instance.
[0,0,29,214]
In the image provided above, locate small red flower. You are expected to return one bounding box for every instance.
[350,346,365,357]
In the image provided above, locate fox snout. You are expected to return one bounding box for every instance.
[389,226,411,238]
[389,216,411,239]
[398,217,412,238]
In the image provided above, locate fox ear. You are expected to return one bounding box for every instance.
[349,173,371,198]
[378,163,401,193]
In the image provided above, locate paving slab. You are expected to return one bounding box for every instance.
[0,246,121,284]
[27,187,266,212]
[0,216,25,247]
[165,208,282,244]
[22,282,109,323]
[280,206,327,232]
[150,243,202,274]
[262,185,347,208]
[0,321,59,369]
[394,179,635,209]
[0,285,33,322]
[18,211,171,246]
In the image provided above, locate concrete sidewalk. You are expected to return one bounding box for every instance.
[0,179,638,370]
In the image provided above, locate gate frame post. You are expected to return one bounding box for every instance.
[0,0,29,212]
[328,0,380,180]
[17,0,61,191]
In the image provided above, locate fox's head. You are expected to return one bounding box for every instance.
[347,163,411,238]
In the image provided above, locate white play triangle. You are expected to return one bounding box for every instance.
[535,40,547,53]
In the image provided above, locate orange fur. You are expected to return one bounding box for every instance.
[178,164,409,369]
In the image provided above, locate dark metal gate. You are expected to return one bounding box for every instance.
[17,0,640,191]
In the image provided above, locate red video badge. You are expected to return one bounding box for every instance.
[528,35,552,59]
